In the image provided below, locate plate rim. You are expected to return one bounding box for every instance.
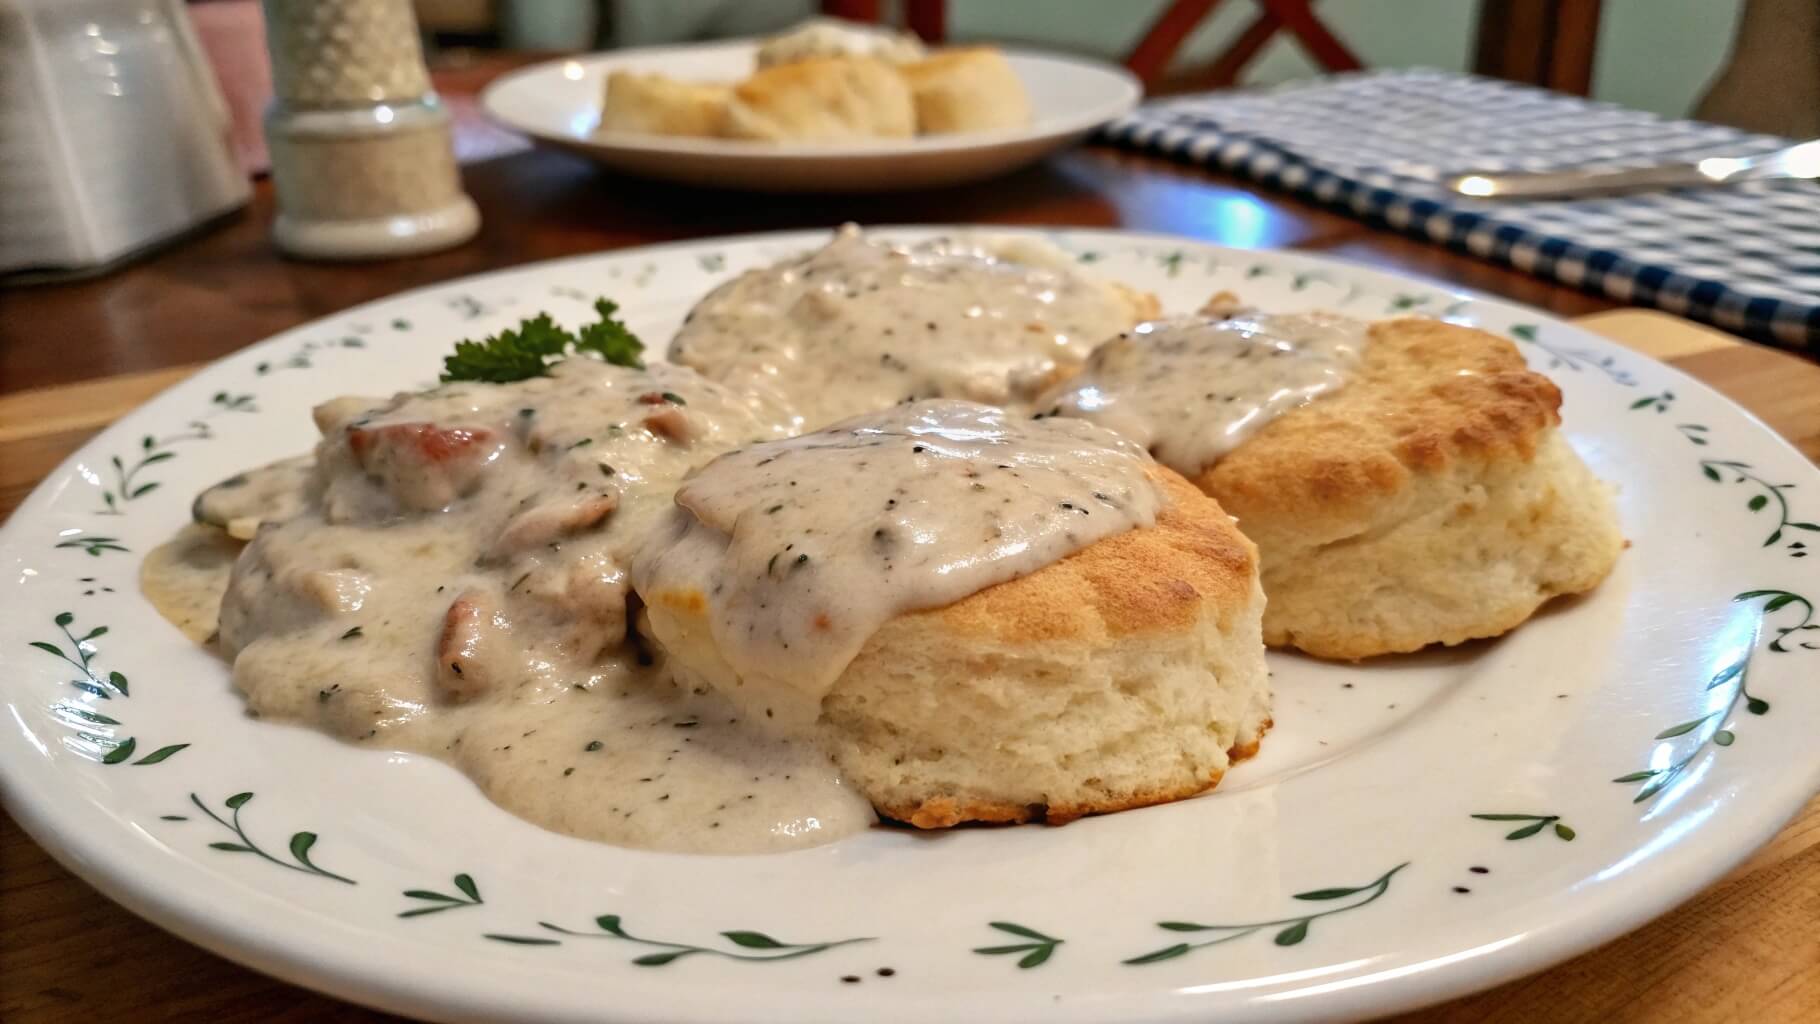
[4,225,1819,1023]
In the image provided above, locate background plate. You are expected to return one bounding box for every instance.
[2,228,1818,1023]
[481,43,1141,192]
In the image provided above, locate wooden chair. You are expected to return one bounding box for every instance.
[824,0,1364,90]
[821,0,946,42]
[1473,0,1604,97]
[824,1,1604,98]
[1137,0,1605,96]
[1127,0,1362,89]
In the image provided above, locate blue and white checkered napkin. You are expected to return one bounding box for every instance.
[1097,69,1820,351]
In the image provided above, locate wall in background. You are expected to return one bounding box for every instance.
[516,0,1745,119]
[951,0,1742,117]
[1594,0,1742,116]
[951,0,1477,89]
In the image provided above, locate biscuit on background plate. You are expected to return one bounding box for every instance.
[899,47,1032,135]
[598,71,730,138]
[720,56,915,142]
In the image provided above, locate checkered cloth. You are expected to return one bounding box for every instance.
[1097,70,1820,351]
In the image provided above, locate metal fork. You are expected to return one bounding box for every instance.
[1443,139,1820,199]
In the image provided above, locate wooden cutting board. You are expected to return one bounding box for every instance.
[1,309,1817,1023]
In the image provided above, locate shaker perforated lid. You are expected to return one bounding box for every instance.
[261,0,431,107]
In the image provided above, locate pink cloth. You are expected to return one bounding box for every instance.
[188,0,273,174]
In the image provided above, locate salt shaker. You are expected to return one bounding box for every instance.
[260,0,478,260]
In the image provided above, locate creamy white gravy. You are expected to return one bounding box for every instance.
[633,399,1162,732]
[192,455,315,540]
[756,18,926,67]
[669,225,1140,434]
[209,357,878,853]
[149,247,1349,855]
[143,453,328,642]
[1037,313,1366,476]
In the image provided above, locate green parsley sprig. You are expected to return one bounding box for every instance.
[441,299,644,383]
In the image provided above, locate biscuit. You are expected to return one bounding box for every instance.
[598,71,730,138]
[643,468,1271,828]
[142,523,244,644]
[897,47,1031,135]
[1198,317,1622,658]
[827,470,1269,826]
[720,56,915,142]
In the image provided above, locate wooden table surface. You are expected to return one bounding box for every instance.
[4,59,1820,1024]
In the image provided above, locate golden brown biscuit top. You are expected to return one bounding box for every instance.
[897,47,1005,83]
[1200,317,1561,535]
[723,55,915,142]
[912,468,1259,645]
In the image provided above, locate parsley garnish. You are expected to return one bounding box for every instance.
[440,299,644,383]
[573,299,645,368]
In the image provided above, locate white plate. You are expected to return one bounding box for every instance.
[3,229,1819,1023]
[480,42,1140,191]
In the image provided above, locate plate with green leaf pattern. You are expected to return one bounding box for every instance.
[3,228,1817,1022]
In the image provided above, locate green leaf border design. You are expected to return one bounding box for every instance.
[31,610,126,699]
[972,922,1065,969]
[487,915,872,965]
[1694,458,1818,553]
[447,294,491,320]
[187,792,355,885]
[1735,590,1818,652]
[1471,814,1577,841]
[1507,323,1638,385]
[55,534,130,557]
[1612,590,1811,803]
[28,611,187,765]
[256,337,368,376]
[93,393,257,516]
[399,874,484,918]
[1123,863,1408,965]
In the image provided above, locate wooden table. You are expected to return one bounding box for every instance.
[5,63,1819,1024]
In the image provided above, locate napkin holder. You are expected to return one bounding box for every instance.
[0,0,250,277]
